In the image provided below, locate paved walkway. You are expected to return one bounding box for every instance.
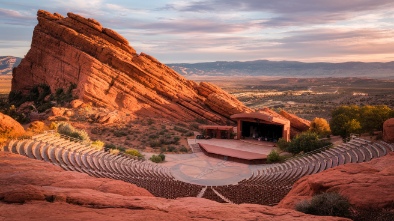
[143,139,275,186]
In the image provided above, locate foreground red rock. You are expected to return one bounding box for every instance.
[12,10,251,124]
[0,152,347,221]
[278,152,394,210]
[383,118,394,143]
[0,112,25,138]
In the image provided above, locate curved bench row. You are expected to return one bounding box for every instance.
[2,134,393,206]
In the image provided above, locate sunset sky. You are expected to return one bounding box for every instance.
[1,0,394,63]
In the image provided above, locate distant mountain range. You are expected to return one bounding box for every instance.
[0,56,22,75]
[2,56,394,78]
[168,60,394,78]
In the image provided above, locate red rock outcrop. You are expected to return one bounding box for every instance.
[0,112,25,138]
[383,118,394,143]
[279,110,311,135]
[12,10,251,124]
[278,152,394,211]
[0,152,348,221]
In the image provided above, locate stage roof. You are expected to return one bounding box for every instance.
[231,112,289,126]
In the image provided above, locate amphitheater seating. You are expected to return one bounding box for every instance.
[1,133,393,206]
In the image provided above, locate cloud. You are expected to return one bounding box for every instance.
[167,0,394,26]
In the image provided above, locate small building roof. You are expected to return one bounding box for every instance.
[231,112,290,126]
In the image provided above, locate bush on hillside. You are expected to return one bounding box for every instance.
[295,192,351,218]
[56,122,90,142]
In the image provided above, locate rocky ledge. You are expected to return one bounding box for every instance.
[0,152,348,221]
[278,152,394,211]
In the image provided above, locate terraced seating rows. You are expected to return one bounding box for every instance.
[2,133,393,206]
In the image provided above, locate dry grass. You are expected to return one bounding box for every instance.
[0,75,12,94]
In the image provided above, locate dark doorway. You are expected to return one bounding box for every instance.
[241,121,283,142]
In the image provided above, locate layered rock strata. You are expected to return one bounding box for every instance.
[12,10,251,124]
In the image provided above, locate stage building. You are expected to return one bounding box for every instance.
[231,112,290,142]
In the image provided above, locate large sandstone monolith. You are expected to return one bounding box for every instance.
[12,10,252,124]
[383,118,394,143]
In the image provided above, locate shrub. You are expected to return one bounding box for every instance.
[149,140,161,148]
[309,117,331,137]
[150,154,163,163]
[57,122,74,135]
[113,130,127,137]
[267,150,282,163]
[295,192,351,218]
[173,126,188,133]
[91,140,104,151]
[109,149,120,155]
[104,143,117,149]
[179,145,188,153]
[167,145,176,152]
[125,149,143,158]
[158,153,165,161]
[147,118,155,125]
[277,138,290,152]
[173,136,180,144]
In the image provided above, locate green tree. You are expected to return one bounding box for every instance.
[278,132,331,155]
[359,105,392,133]
[287,132,330,154]
[330,105,393,138]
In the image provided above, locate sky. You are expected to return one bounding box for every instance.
[1,0,394,63]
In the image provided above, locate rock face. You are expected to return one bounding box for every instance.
[0,112,25,138]
[279,110,311,137]
[278,152,394,211]
[0,152,348,221]
[12,10,251,124]
[383,118,394,143]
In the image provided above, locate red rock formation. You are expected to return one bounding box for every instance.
[279,110,311,135]
[383,118,394,143]
[12,10,251,124]
[278,152,394,210]
[0,112,25,138]
[0,152,348,221]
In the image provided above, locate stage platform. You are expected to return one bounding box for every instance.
[194,139,275,164]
